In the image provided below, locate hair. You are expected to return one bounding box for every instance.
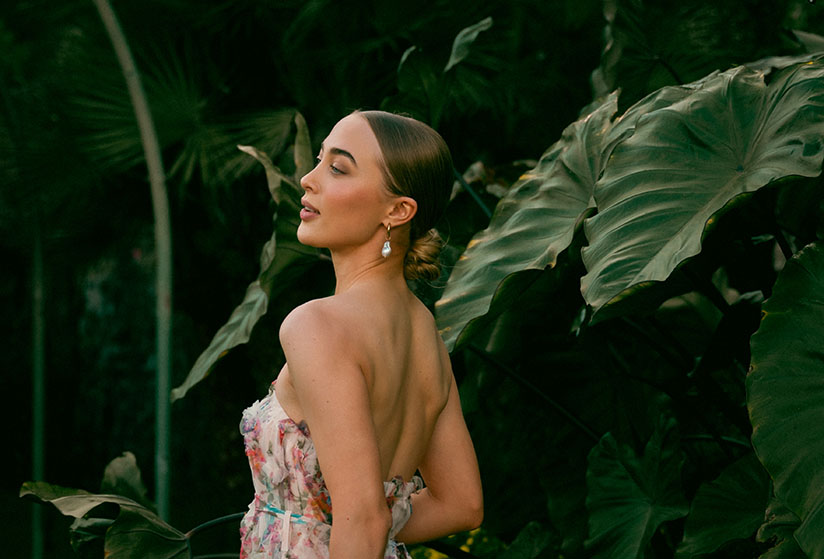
[357,110,453,281]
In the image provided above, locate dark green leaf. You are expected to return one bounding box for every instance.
[749,242,824,559]
[444,17,493,72]
[582,55,824,315]
[21,481,188,558]
[676,453,771,557]
[104,507,188,559]
[170,277,270,402]
[593,0,795,108]
[21,481,104,517]
[585,417,688,558]
[757,496,805,559]
[171,142,321,401]
[435,93,618,350]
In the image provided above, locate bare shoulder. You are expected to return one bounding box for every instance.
[279,297,350,347]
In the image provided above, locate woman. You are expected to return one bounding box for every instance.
[239,110,483,559]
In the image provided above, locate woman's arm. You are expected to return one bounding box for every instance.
[281,303,392,559]
[394,373,483,544]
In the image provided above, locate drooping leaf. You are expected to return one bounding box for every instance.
[104,507,188,559]
[676,453,771,557]
[581,54,824,315]
[171,141,322,402]
[21,482,96,515]
[435,92,618,351]
[170,277,270,402]
[20,481,187,559]
[585,417,688,559]
[238,144,303,211]
[749,242,824,559]
[444,17,493,72]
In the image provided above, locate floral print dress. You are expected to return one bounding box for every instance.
[239,381,424,559]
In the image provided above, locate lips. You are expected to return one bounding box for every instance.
[300,198,320,220]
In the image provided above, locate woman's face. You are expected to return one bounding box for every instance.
[297,114,394,253]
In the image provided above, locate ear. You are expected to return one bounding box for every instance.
[386,196,417,227]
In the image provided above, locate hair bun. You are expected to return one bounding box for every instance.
[404,229,443,281]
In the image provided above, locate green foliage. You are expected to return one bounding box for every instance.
[749,243,824,558]
[21,454,188,558]
[20,453,242,558]
[677,453,771,557]
[171,113,324,402]
[434,52,824,558]
[582,55,824,314]
[436,92,616,350]
[11,1,824,558]
[440,53,824,348]
[586,418,688,558]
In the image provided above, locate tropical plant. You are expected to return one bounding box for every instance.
[21,452,243,559]
[435,51,824,557]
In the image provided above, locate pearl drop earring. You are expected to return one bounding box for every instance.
[381,224,392,258]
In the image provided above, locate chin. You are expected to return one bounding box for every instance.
[296,225,322,248]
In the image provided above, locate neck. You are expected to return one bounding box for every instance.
[330,243,408,294]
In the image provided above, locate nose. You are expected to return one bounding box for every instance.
[300,166,317,192]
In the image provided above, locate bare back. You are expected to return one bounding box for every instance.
[275,280,452,482]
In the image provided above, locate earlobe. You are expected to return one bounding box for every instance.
[388,197,418,226]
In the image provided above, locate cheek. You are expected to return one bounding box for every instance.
[331,188,385,220]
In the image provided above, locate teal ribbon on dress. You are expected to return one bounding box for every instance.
[260,502,308,525]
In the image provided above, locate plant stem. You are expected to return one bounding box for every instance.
[656,54,684,84]
[453,168,492,219]
[31,210,45,559]
[683,267,732,317]
[774,228,793,261]
[681,434,751,450]
[92,0,173,520]
[186,513,246,539]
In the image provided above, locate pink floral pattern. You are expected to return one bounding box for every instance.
[240,381,423,558]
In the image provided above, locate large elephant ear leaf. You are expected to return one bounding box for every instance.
[435,92,618,351]
[20,481,187,559]
[675,453,771,557]
[581,54,824,316]
[585,416,688,559]
[171,138,322,402]
[749,242,824,559]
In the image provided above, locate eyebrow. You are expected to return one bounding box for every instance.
[320,142,358,167]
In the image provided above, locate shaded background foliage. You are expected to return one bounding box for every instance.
[4,0,824,558]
